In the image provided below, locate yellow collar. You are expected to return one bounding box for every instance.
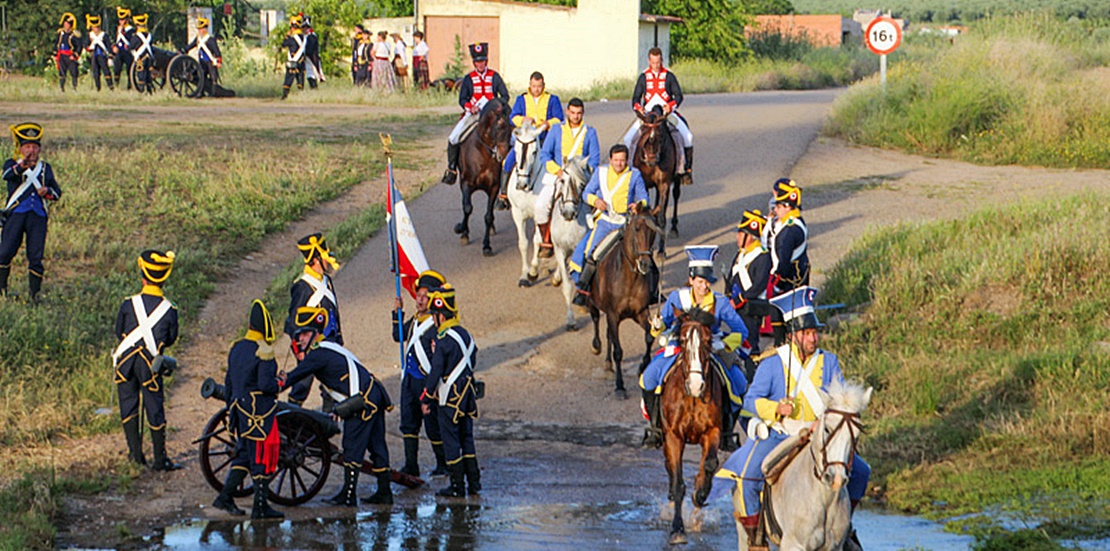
[244,329,274,344]
[687,288,715,310]
[436,317,460,336]
[743,241,764,255]
[416,312,431,322]
[303,265,324,279]
[781,209,802,224]
[141,284,164,296]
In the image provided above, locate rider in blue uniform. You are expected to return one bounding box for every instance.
[502,71,563,195]
[713,287,869,550]
[639,245,750,450]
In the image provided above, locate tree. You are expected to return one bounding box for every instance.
[643,0,751,63]
[279,0,369,77]
[748,0,794,15]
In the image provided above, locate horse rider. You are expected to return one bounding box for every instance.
[392,270,451,479]
[129,14,154,94]
[211,300,284,520]
[440,42,509,185]
[112,250,181,471]
[285,233,344,407]
[184,17,222,92]
[714,287,869,550]
[422,284,482,497]
[113,7,136,90]
[280,14,307,99]
[282,306,394,506]
[2,123,63,302]
[303,15,323,90]
[503,71,563,194]
[534,97,599,257]
[55,13,81,91]
[639,245,751,451]
[568,143,649,306]
[726,209,783,360]
[622,47,694,186]
[85,15,114,91]
[767,179,810,293]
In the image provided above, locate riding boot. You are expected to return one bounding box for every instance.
[363,471,394,505]
[682,147,694,186]
[720,407,739,452]
[122,417,146,466]
[463,457,481,495]
[740,514,764,549]
[640,390,663,449]
[324,465,360,507]
[0,265,10,297]
[212,468,248,515]
[400,438,420,478]
[537,223,554,258]
[251,476,285,519]
[281,85,290,100]
[442,143,460,184]
[572,258,597,306]
[28,272,42,304]
[436,462,466,498]
[151,428,183,472]
[647,262,662,305]
[430,444,448,477]
[494,170,511,211]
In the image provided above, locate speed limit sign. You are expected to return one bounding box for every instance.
[865,17,902,55]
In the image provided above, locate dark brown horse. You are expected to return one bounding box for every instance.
[633,109,682,251]
[586,213,661,399]
[453,98,513,256]
[661,312,723,545]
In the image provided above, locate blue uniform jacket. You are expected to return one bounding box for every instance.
[113,290,179,366]
[2,160,62,218]
[423,321,479,423]
[284,272,343,344]
[225,337,280,440]
[743,348,844,419]
[391,311,436,380]
[660,289,749,342]
[539,124,600,174]
[285,343,391,414]
[581,166,649,208]
[510,92,564,143]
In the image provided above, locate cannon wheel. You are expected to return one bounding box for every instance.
[168,55,205,98]
[198,407,253,498]
[269,410,332,506]
[129,62,147,94]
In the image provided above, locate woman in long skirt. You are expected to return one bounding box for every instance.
[371,31,395,92]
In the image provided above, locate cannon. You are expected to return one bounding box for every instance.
[194,378,422,506]
[131,47,235,98]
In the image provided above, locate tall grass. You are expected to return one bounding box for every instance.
[826,14,1110,168]
[822,194,1110,538]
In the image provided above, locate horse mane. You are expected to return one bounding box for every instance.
[825,379,871,414]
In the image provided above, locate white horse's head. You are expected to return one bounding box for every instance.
[512,125,544,187]
[815,379,872,492]
[513,124,543,145]
[555,156,592,221]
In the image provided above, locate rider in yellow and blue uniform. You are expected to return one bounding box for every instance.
[639,245,750,450]
[533,98,600,255]
[568,143,649,305]
[712,287,869,549]
[503,71,563,191]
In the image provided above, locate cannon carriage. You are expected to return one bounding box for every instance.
[131,47,234,98]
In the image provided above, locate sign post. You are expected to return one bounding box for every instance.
[865,17,902,89]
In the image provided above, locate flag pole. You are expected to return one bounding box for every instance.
[380,133,406,371]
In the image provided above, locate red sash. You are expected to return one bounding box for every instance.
[256,416,281,475]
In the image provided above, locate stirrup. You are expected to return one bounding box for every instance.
[441,168,458,185]
[641,427,663,449]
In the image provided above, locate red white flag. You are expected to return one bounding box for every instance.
[387,180,430,298]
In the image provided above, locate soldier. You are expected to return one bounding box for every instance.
[184,17,221,91]
[303,15,323,90]
[392,270,450,478]
[112,7,135,90]
[354,30,372,87]
[112,250,181,471]
[211,300,284,520]
[350,25,365,84]
[422,285,482,497]
[502,71,563,202]
[280,14,307,100]
[285,233,343,407]
[129,14,154,94]
[2,123,63,302]
[623,47,694,185]
[534,97,600,255]
[768,179,810,292]
[84,15,114,91]
[282,307,394,506]
[726,209,782,359]
[440,42,509,184]
[55,13,81,91]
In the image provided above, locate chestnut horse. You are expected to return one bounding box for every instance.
[633,109,682,251]
[662,313,723,545]
[453,98,513,256]
[586,213,661,399]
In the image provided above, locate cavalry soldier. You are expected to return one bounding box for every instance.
[303,15,323,90]
[568,143,649,305]
[503,71,563,193]
[282,306,394,506]
[411,30,430,90]
[113,250,181,471]
[440,42,509,184]
[639,246,750,450]
[113,7,135,90]
[714,287,869,551]
[55,13,81,91]
[285,233,343,406]
[2,123,63,302]
[623,47,694,185]
[422,285,482,497]
[184,16,221,91]
[280,14,307,100]
[726,209,782,359]
[392,270,450,478]
[767,179,810,292]
[533,97,599,256]
[129,14,154,94]
[84,15,114,91]
[211,300,284,520]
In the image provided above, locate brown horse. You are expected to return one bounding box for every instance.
[453,98,513,256]
[662,312,723,545]
[586,213,660,399]
[633,109,682,251]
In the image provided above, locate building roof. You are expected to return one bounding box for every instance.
[640,13,684,24]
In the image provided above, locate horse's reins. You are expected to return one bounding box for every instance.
[810,408,863,483]
[621,215,660,276]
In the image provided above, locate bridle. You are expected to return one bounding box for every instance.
[621,214,661,276]
[479,103,510,164]
[679,321,713,398]
[810,408,864,483]
[638,119,664,168]
[553,173,582,221]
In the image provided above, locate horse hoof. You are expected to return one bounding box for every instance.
[453,223,465,235]
[669,531,688,545]
[551,277,561,287]
[527,271,538,282]
[459,236,470,246]
[565,323,576,332]
[482,247,494,257]
[518,278,531,288]
[591,342,601,355]
[614,388,628,400]
[669,227,679,238]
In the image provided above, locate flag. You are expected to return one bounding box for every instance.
[386,176,430,298]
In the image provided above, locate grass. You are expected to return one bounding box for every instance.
[825,13,1110,168]
[821,193,1110,542]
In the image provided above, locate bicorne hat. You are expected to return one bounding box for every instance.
[428,284,458,317]
[737,209,767,237]
[138,249,175,285]
[297,233,340,270]
[416,270,447,291]
[248,299,277,344]
[773,178,802,208]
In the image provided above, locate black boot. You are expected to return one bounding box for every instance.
[430,444,448,477]
[647,263,662,305]
[641,390,663,449]
[436,462,466,498]
[363,471,394,505]
[122,417,146,466]
[252,476,285,519]
[442,143,460,184]
[495,171,511,210]
[572,259,597,306]
[0,265,8,297]
[213,468,247,515]
[324,465,360,507]
[463,457,481,495]
[682,146,694,186]
[400,439,420,477]
[720,408,739,452]
[281,85,290,100]
[151,428,182,472]
[28,271,42,304]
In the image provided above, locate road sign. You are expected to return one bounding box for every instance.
[865,17,902,56]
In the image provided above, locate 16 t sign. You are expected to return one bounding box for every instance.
[865,17,902,55]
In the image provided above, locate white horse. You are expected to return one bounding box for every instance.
[548,155,591,330]
[506,124,546,287]
[734,380,872,551]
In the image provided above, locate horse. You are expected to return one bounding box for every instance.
[548,156,592,330]
[633,109,683,251]
[586,212,661,399]
[454,97,513,256]
[733,380,872,551]
[506,123,546,286]
[661,312,724,545]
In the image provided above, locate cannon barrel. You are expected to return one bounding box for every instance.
[200,377,227,402]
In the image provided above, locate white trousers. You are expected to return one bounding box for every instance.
[533,172,559,225]
[621,112,693,148]
[448,112,479,145]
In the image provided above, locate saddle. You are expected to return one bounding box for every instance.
[458,117,479,144]
[631,117,685,173]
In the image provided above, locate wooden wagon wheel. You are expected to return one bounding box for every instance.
[168,54,205,98]
[129,62,146,94]
[197,407,253,498]
[267,410,332,506]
